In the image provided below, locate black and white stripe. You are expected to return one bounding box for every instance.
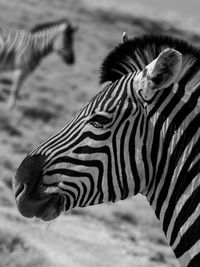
[0,18,76,109]
[14,35,200,267]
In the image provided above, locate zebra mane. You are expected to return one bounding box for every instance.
[100,35,200,84]
[31,18,69,33]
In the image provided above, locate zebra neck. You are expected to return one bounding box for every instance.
[144,125,200,266]
[148,177,200,267]
[140,96,200,266]
[31,29,56,59]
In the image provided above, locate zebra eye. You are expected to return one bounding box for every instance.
[90,121,103,129]
[88,114,112,129]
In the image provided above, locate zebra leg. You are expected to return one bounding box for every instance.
[7,69,25,110]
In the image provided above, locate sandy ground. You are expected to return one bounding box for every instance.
[0,0,200,266]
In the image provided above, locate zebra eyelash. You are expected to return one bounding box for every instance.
[87,114,113,129]
[90,121,104,129]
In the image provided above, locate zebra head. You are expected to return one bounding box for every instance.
[54,20,77,65]
[31,18,77,65]
[13,37,182,222]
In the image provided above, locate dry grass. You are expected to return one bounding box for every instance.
[0,229,50,267]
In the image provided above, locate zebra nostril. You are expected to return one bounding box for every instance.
[15,183,26,199]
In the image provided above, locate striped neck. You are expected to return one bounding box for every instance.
[142,85,200,266]
[31,24,64,59]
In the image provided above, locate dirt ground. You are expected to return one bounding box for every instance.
[0,0,200,266]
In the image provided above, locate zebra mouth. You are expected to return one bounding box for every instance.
[61,54,74,64]
[34,195,64,221]
[34,185,67,221]
[15,183,65,221]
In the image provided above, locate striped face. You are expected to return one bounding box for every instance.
[13,48,182,221]
[55,23,77,65]
[13,74,139,221]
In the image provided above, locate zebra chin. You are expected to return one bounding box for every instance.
[16,193,64,221]
[61,53,75,64]
[12,154,66,221]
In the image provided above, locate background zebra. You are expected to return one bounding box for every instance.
[0,18,77,109]
[13,34,200,267]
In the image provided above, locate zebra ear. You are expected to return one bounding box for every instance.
[134,48,182,100]
[122,32,128,43]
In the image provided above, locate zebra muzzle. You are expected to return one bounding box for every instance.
[12,153,55,219]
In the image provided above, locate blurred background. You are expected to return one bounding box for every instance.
[0,0,199,266]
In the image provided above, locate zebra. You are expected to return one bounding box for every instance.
[0,18,77,109]
[13,34,200,267]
